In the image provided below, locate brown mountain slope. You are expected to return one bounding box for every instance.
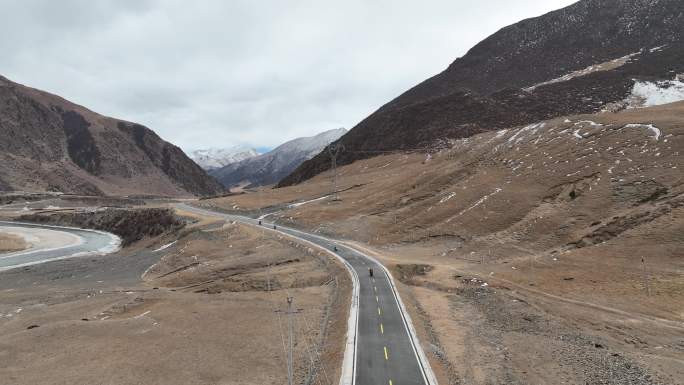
[203,102,684,384]
[279,0,684,187]
[207,102,684,270]
[0,75,223,197]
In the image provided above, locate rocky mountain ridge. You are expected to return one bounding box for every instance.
[0,75,224,197]
[211,128,347,189]
[278,0,684,187]
[190,146,259,170]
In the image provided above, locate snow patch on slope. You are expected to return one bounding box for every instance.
[508,123,544,144]
[626,80,684,107]
[625,124,662,141]
[523,51,640,92]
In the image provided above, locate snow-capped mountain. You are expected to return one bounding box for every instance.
[190,146,259,170]
[210,128,347,188]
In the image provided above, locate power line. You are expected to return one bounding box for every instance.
[275,297,303,385]
[295,312,319,385]
[299,311,331,385]
[328,144,345,201]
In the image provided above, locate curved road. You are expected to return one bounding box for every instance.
[178,203,438,385]
[0,221,120,272]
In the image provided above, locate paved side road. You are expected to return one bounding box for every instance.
[178,203,438,385]
[0,221,120,272]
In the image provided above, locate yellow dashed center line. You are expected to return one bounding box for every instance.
[376,295,379,302]
[389,380,393,385]
[378,307,382,316]
[384,346,389,360]
[380,323,384,334]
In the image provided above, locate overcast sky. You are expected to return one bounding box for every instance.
[1,0,576,152]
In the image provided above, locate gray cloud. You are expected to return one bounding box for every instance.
[0,0,577,152]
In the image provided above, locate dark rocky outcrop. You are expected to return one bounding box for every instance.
[61,110,102,175]
[20,208,185,246]
[0,75,223,197]
[279,0,684,187]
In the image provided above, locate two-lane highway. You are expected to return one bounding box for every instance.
[178,203,437,385]
[355,258,427,385]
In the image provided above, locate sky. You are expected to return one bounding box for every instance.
[0,0,577,152]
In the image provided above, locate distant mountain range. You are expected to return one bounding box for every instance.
[190,146,259,171]
[0,75,223,197]
[210,128,347,189]
[279,0,684,187]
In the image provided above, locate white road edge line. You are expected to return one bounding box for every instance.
[284,225,439,385]
[180,204,436,385]
[241,219,360,385]
[366,252,439,385]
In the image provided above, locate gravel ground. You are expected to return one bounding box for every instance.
[440,282,674,385]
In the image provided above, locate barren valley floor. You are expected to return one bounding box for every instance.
[0,204,348,385]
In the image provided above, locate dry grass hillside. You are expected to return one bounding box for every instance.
[201,102,684,384]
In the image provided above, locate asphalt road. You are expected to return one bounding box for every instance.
[178,203,433,385]
[0,221,120,272]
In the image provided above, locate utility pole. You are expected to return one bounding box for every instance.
[641,257,650,297]
[275,297,302,385]
[328,143,345,201]
[287,297,294,385]
[529,254,534,285]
